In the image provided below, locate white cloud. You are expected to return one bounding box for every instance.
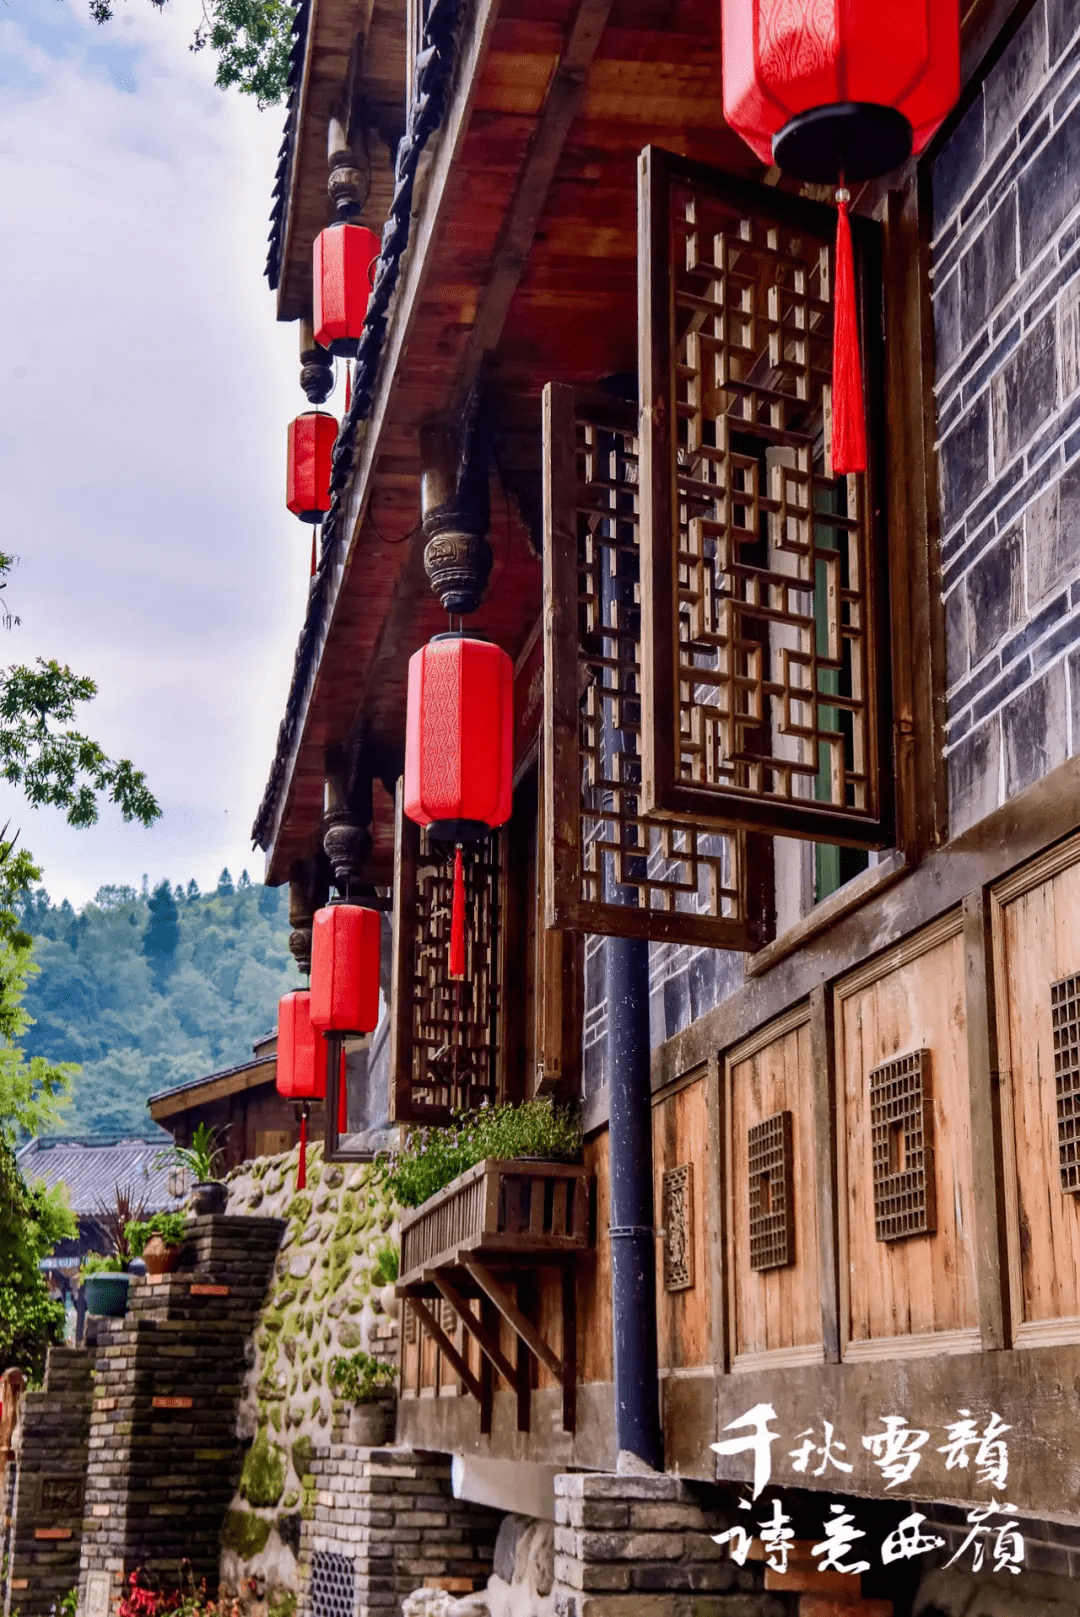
[0,0,343,904]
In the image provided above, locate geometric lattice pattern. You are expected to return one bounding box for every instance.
[639,150,888,846]
[662,1163,694,1290]
[748,1111,795,1270]
[310,1551,357,1617]
[869,1049,937,1242]
[542,384,758,949]
[390,790,503,1126]
[1051,973,1080,1193]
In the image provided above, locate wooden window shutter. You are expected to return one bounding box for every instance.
[388,783,504,1125]
[638,147,893,847]
[542,381,769,949]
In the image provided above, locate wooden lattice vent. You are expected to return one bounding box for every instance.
[389,786,503,1125]
[748,1111,795,1271]
[662,1164,695,1291]
[1051,972,1080,1193]
[638,148,891,848]
[869,1049,936,1242]
[542,382,766,949]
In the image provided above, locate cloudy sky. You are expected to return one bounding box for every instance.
[0,0,338,905]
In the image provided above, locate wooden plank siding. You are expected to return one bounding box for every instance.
[652,1075,712,1372]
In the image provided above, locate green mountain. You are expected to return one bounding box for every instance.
[16,872,299,1136]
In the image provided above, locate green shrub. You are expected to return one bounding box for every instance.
[381,1097,583,1209]
[124,1211,188,1257]
[372,1241,399,1285]
[327,1349,396,1404]
[221,1508,271,1558]
[291,1434,313,1481]
[79,1253,123,1279]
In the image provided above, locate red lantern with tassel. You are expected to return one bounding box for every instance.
[287,411,337,523]
[309,903,381,1035]
[276,990,328,1190]
[313,222,381,357]
[404,633,513,978]
[721,0,960,472]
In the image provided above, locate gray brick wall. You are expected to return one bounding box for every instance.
[933,0,1080,834]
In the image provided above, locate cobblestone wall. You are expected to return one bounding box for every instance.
[933,0,1080,833]
[297,1445,498,1617]
[4,1346,94,1616]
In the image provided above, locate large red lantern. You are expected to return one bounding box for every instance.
[313,222,381,357]
[721,0,960,474]
[309,903,381,1036]
[287,412,337,523]
[404,633,513,977]
[276,990,328,1189]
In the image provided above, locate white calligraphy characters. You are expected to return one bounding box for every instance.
[710,1403,1025,1574]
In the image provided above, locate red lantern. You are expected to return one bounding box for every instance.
[404,633,513,979]
[276,991,328,1100]
[287,412,337,523]
[721,1,960,181]
[313,222,381,357]
[309,903,381,1036]
[721,1,960,475]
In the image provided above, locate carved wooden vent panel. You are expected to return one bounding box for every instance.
[869,1049,936,1242]
[662,1163,695,1291]
[748,1111,795,1271]
[543,382,764,949]
[638,147,891,847]
[389,787,503,1125]
[1051,971,1080,1192]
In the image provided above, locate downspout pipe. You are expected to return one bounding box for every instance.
[601,472,663,1473]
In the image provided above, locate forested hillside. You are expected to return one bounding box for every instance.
[16,873,298,1136]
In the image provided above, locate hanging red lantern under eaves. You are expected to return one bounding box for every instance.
[721,0,960,183]
[276,990,328,1101]
[287,411,337,523]
[313,222,381,358]
[404,633,513,979]
[309,902,381,1036]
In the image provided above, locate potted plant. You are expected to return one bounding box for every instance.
[156,1124,228,1216]
[80,1253,130,1318]
[328,1350,397,1446]
[125,1211,190,1276]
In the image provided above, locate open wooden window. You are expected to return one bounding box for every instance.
[543,381,770,950]
[638,147,892,849]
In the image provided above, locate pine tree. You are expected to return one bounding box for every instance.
[216,868,235,897]
[186,879,200,902]
[238,869,251,889]
[142,879,180,990]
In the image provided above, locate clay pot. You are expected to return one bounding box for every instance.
[142,1235,182,1276]
[348,1396,396,1447]
[191,1180,228,1216]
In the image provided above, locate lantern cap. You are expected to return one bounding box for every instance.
[773,102,913,185]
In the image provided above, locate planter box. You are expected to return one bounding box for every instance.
[399,1158,590,1287]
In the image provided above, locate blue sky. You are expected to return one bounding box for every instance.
[0,0,344,904]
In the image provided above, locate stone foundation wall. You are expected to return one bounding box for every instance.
[296,1445,499,1617]
[4,1346,94,1617]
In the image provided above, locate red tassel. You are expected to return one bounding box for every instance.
[338,1046,348,1134]
[298,1108,307,1190]
[831,194,867,476]
[449,845,466,979]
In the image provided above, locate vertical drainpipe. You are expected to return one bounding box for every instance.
[601,451,664,1473]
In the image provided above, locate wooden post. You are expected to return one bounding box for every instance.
[963,888,1010,1351]
[810,987,842,1364]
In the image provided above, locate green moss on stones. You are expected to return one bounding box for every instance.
[269,1404,282,1432]
[263,1311,285,1333]
[313,1279,330,1303]
[268,1591,297,1617]
[281,1489,300,1510]
[337,1320,361,1350]
[222,1509,271,1558]
[239,1426,287,1508]
[291,1434,313,1479]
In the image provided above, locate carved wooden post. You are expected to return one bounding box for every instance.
[327,115,371,221]
[287,859,329,976]
[299,317,334,405]
[321,748,373,897]
[420,413,492,615]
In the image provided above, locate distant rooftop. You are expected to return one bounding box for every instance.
[16,1134,182,1217]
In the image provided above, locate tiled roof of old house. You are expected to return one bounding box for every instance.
[16,1135,182,1218]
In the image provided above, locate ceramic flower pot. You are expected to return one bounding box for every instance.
[191,1180,228,1216]
[348,1395,396,1447]
[83,1274,130,1318]
[142,1235,182,1276]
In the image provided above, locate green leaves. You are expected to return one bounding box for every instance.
[195,0,295,107]
[381,1098,585,1210]
[0,1132,75,1379]
[0,660,160,828]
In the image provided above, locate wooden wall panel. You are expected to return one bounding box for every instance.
[993,833,1080,1343]
[725,1008,823,1368]
[579,1128,613,1386]
[653,1074,712,1370]
[835,912,978,1357]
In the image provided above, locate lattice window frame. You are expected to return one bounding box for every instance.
[662,1163,695,1291]
[869,1048,936,1242]
[1051,972,1080,1193]
[542,381,768,949]
[748,1111,795,1271]
[389,784,505,1125]
[638,147,893,848]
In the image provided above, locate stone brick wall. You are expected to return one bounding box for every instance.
[76,1213,283,1611]
[297,1445,499,1617]
[4,1346,94,1617]
[933,0,1080,834]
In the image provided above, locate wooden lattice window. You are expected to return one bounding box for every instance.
[638,147,892,847]
[748,1111,795,1271]
[869,1049,936,1242]
[1051,972,1080,1193]
[389,786,503,1125]
[662,1163,695,1291]
[543,382,768,949]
